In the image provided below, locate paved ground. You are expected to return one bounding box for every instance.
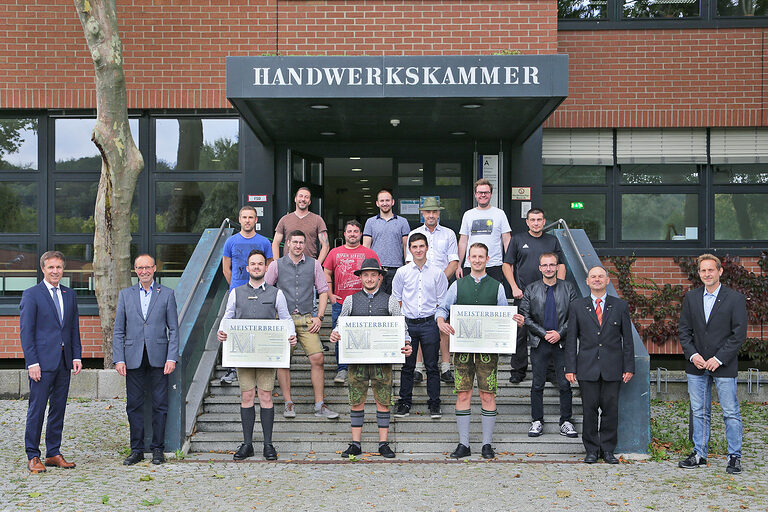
[1,398,767,511]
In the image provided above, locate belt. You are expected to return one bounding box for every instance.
[383,266,400,270]
[406,315,434,324]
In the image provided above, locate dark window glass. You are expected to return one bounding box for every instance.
[620,164,700,184]
[55,181,97,233]
[55,118,138,171]
[155,118,239,171]
[0,243,38,296]
[0,182,37,233]
[543,165,608,185]
[559,0,609,18]
[715,194,768,240]
[717,0,768,16]
[712,164,768,184]
[0,118,38,171]
[398,163,424,186]
[54,243,95,295]
[155,243,195,289]
[623,0,700,18]
[155,181,238,233]
[542,193,606,240]
[621,193,699,240]
[436,163,462,186]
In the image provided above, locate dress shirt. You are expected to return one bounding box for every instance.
[436,274,508,320]
[590,293,607,313]
[703,285,721,323]
[405,223,459,271]
[392,261,448,319]
[223,282,296,337]
[139,281,154,319]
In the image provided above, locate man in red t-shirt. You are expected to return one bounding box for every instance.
[323,219,379,383]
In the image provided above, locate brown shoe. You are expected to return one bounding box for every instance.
[27,457,46,473]
[45,454,76,468]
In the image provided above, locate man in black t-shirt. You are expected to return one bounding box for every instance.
[502,208,566,384]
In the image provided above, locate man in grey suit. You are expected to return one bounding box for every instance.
[113,254,179,465]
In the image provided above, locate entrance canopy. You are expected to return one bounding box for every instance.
[227,55,568,145]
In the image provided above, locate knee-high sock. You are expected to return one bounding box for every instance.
[376,411,390,429]
[241,406,255,445]
[350,409,365,428]
[481,408,498,446]
[456,409,471,447]
[260,406,274,445]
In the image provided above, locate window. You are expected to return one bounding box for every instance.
[559,0,609,18]
[55,118,138,171]
[559,0,766,26]
[0,182,37,232]
[436,163,462,186]
[155,118,239,171]
[397,163,424,186]
[543,193,607,240]
[715,194,768,240]
[623,0,701,18]
[717,0,767,16]
[622,193,698,240]
[0,243,38,297]
[0,118,38,171]
[154,181,238,233]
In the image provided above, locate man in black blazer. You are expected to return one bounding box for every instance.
[20,251,82,473]
[678,253,747,475]
[565,265,634,464]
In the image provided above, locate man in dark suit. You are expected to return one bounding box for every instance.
[678,253,747,475]
[20,250,82,473]
[565,265,634,464]
[113,254,179,465]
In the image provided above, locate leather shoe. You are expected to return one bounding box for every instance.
[27,456,46,473]
[378,442,396,458]
[509,374,524,384]
[450,443,471,459]
[123,450,144,466]
[481,444,495,459]
[233,443,254,460]
[603,452,620,464]
[584,452,598,464]
[263,443,278,461]
[45,454,76,468]
[151,448,165,465]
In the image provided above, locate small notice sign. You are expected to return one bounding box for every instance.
[248,194,268,202]
[510,187,531,200]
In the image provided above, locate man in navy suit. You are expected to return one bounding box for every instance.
[113,254,179,465]
[678,253,747,474]
[565,265,634,464]
[20,250,82,473]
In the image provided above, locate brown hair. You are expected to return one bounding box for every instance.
[473,178,492,194]
[697,253,722,270]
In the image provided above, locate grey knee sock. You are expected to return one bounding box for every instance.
[260,406,274,445]
[376,411,390,429]
[456,408,471,447]
[481,408,497,446]
[241,406,255,445]
[350,409,365,428]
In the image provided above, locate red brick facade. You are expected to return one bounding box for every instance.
[0,315,103,359]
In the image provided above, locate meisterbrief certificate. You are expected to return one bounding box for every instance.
[221,319,292,368]
[448,305,517,354]
[338,316,407,364]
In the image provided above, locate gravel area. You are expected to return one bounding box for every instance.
[1,398,766,511]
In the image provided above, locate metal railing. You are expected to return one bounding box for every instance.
[543,218,589,275]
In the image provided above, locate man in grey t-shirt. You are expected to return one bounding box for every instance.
[363,188,410,294]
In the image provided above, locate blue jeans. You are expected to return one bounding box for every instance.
[687,373,742,459]
[331,302,347,372]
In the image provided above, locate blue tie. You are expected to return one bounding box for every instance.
[52,287,63,323]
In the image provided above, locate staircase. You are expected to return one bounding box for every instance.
[189,319,585,458]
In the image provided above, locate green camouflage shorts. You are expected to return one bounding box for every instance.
[452,352,499,394]
[348,364,393,406]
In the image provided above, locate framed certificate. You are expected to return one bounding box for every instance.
[221,319,293,368]
[448,305,518,354]
[338,316,407,364]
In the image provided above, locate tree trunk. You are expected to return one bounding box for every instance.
[74,0,143,368]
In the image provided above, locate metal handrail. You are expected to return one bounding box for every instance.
[543,218,589,275]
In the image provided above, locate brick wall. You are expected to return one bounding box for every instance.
[0,0,557,110]
[0,315,104,359]
[548,28,768,128]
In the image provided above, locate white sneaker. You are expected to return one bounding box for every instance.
[314,404,339,419]
[560,421,578,438]
[220,368,237,384]
[528,420,543,437]
[283,402,296,418]
[334,369,348,384]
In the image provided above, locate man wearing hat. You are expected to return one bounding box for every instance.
[405,196,459,384]
[329,258,412,458]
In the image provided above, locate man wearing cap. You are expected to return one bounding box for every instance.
[405,197,459,385]
[329,258,412,458]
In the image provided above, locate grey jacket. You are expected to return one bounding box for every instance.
[519,279,580,348]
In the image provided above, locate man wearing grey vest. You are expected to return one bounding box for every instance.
[217,250,297,460]
[437,243,518,460]
[265,230,338,419]
[329,259,412,458]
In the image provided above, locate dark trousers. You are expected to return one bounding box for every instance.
[331,301,347,372]
[382,267,400,295]
[580,378,620,455]
[126,349,168,452]
[25,354,70,459]
[509,298,529,378]
[399,318,441,407]
[530,341,572,424]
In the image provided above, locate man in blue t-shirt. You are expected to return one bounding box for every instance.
[219,205,273,384]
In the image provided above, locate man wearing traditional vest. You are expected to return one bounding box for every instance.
[217,250,297,461]
[437,243,511,460]
[329,258,412,458]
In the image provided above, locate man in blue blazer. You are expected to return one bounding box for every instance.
[678,253,747,475]
[113,254,179,465]
[20,251,82,473]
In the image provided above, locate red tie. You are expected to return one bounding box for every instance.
[595,298,603,325]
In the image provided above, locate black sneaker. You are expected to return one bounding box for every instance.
[413,372,424,384]
[678,451,706,469]
[341,443,362,458]
[263,443,278,461]
[394,403,410,418]
[378,443,396,458]
[509,373,524,384]
[151,448,164,465]
[726,456,742,474]
[429,404,442,419]
[450,443,471,459]
[441,369,454,383]
[481,444,495,459]
[233,443,254,460]
[123,450,144,466]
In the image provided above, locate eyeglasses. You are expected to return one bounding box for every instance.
[135,266,155,271]
[475,191,491,195]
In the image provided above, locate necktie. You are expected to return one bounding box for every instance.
[52,287,63,323]
[595,298,603,325]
